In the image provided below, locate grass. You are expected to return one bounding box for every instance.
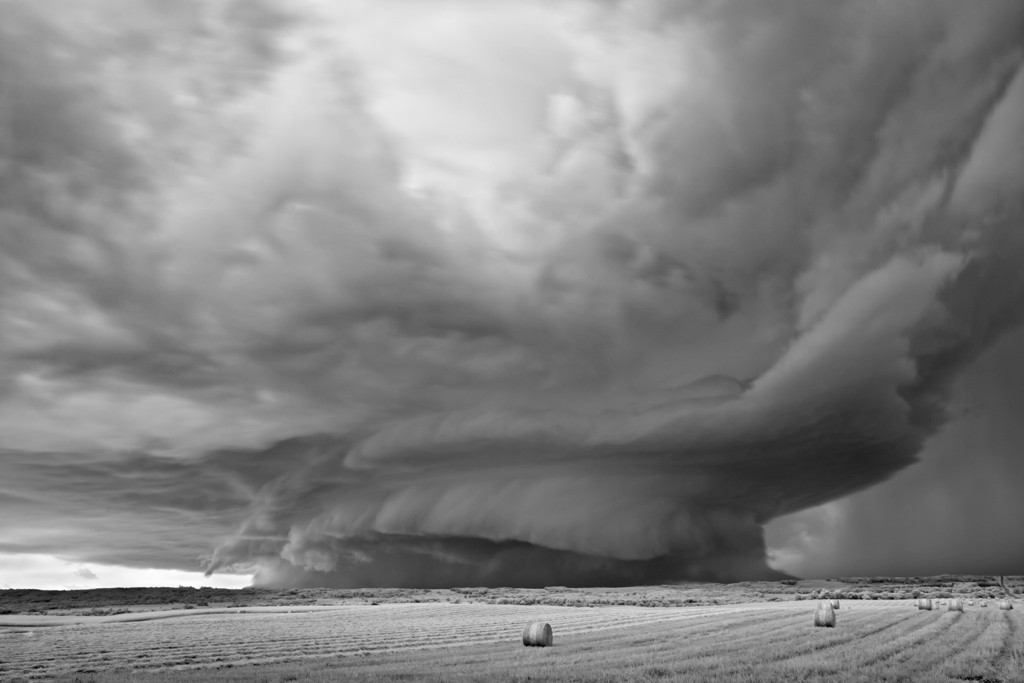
[4,575,1022,616]
[2,598,1023,682]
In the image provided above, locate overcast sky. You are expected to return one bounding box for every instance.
[2,0,1023,590]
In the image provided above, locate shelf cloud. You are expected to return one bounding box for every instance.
[1,0,1023,586]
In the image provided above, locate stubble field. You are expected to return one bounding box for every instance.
[3,597,1023,682]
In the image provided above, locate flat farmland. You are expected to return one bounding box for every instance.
[3,600,1023,682]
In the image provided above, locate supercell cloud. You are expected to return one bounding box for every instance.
[1,0,1023,586]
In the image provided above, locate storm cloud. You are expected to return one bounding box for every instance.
[1,0,1023,587]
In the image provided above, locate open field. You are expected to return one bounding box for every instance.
[3,575,1021,615]
[3,596,1023,682]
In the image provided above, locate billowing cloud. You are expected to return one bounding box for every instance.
[73,566,98,580]
[1,0,1023,587]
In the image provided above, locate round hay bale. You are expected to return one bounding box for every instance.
[523,622,553,647]
[968,599,974,606]
[814,601,836,628]
[999,600,1013,611]
[830,598,840,610]
[979,600,987,607]
[917,598,933,610]
[948,598,964,612]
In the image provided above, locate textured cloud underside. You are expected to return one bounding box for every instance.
[1,0,1023,585]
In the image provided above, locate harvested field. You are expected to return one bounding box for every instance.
[3,599,1022,682]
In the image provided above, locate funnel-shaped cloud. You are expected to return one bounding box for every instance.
[1,0,1023,586]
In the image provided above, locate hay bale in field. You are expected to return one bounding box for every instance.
[523,622,553,646]
[948,598,964,612]
[830,599,840,610]
[814,601,836,627]
[999,600,1013,611]
[917,598,933,610]
[980,600,987,607]
[968,599,974,606]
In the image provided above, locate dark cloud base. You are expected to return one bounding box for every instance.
[2,0,1024,588]
[249,536,790,589]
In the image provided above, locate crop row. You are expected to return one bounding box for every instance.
[3,600,1018,681]
[1,603,761,679]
